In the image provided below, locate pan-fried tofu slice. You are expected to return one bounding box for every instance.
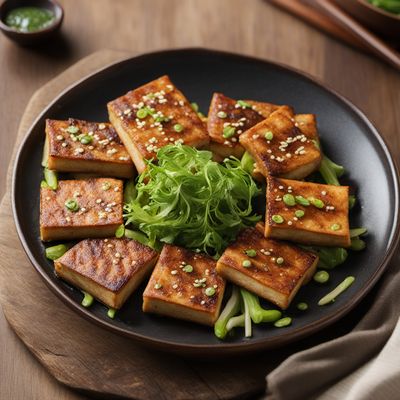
[216,227,318,309]
[107,75,209,174]
[54,238,158,309]
[265,176,351,247]
[207,93,281,161]
[239,108,322,179]
[143,244,226,326]
[45,119,134,178]
[40,178,123,241]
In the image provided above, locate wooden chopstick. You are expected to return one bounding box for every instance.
[267,0,370,51]
[313,0,400,70]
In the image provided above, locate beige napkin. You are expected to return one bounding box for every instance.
[265,251,400,399]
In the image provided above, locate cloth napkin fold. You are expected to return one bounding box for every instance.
[265,251,400,400]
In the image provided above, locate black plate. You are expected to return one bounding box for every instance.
[12,48,400,355]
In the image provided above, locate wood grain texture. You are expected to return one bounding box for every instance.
[0,0,400,399]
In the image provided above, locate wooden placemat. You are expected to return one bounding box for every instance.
[0,49,373,399]
[0,49,273,400]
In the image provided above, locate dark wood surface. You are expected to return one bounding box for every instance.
[0,1,399,399]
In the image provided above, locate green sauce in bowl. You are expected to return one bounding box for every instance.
[5,7,55,32]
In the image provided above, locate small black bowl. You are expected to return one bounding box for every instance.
[0,0,63,46]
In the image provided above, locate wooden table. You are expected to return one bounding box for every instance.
[0,1,399,398]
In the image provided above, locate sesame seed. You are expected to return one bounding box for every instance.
[154,283,162,290]
[56,135,64,141]
[115,252,121,258]
[96,198,102,204]
[98,123,106,130]
[61,142,68,147]
[114,187,119,192]
[65,216,71,222]
[107,243,113,248]
[172,284,178,289]
[288,221,293,225]
[201,300,206,305]
[112,259,119,265]
[321,191,327,196]
[171,270,178,275]
[45,196,50,201]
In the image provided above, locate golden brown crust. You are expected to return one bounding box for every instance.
[265,176,351,247]
[239,109,321,179]
[107,75,209,171]
[56,238,158,292]
[206,93,280,153]
[143,244,225,325]
[40,178,123,241]
[216,227,318,309]
[46,119,134,178]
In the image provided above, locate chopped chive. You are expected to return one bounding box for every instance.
[295,195,310,206]
[44,168,58,190]
[264,131,274,140]
[313,270,330,283]
[350,238,366,251]
[174,123,184,132]
[115,224,125,238]
[66,125,79,134]
[330,223,341,231]
[274,317,292,328]
[311,198,325,209]
[295,210,305,218]
[237,100,252,108]
[297,302,308,311]
[136,108,148,119]
[205,287,216,296]
[350,227,367,238]
[79,135,93,145]
[245,249,257,257]
[191,102,199,112]
[217,111,227,119]
[283,194,296,206]
[45,244,69,260]
[242,260,252,268]
[107,308,116,319]
[272,214,284,224]
[223,126,236,138]
[102,182,111,191]
[182,264,193,273]
[318,276,355,306]
[64,198,79,212]
[81,291,94,307]
[41,180,50,189]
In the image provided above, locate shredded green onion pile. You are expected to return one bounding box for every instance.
[124,145,261,256]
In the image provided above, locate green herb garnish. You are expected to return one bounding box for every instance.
[124,145,261,256]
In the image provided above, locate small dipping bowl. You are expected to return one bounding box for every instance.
[0,0,64,45]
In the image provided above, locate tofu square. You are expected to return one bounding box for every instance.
[143,244,226,326]
[54,238,158,309]
[45,119,134,178]
[265,176,351,247]
[40,178,123,241]
[107,75,209,174]
[207,92,280,160]
[239,108,322,179]
[216,226,318,309]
